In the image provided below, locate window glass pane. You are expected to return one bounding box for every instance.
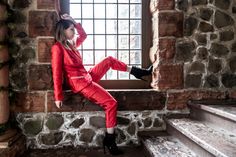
[70,0,81,3]
[95,35,105,49]
[118,50,129,64]
[118,0,129,3]
[118,4,129,18]
[119,71,129,79]
[94,4,105,18]
[84,66,93,71]
[83,51,94,64]
[130,0,141,3]
[82,4,93,18]
[70,4,81,18]
[107,50,117,58]
[130,20,141,34]
[82,20,93,34]
[130,50,141,64]
[95,20,105,34]
[94,0,106,3]
[106,20,117,34]
[130,4,141,18]
[82,35,93,49]
[107,35,117,49]
[82,0,93,3]
[106,0,117,3]
[107,69,118,80]
[95,51,105,64]
[118,20,129,34]
[130,35,141,49]
[119,35,129,49]
[106,4,117,18]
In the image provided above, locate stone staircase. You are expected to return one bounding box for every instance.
[139,101,236,157]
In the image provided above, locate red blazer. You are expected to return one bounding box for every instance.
[51,23,90,101]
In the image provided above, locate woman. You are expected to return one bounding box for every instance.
[51,14,152,155]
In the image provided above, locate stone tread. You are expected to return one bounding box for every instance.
[189,103,236,122]
[167,118,236,157]
[143,136,198,157]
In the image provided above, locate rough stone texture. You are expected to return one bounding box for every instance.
[195,34,207,46]
[199,21,214,32]
[28,64,53,90]
[46,114,64,130]
[38,38,54,63]
[220,30,234,41]
[208,58,222,73]
[79,129,95,143]
[196,47,208,60]
[176,0,188,11]
[13,0,31,9]
[29,11,58,37]
[214,0,231,10]
[117,116,130,125]
[70,118,85,128]
[176,40,195,62]
[199,8,213,21]
[37,0,57,9]
[229,56,236,72]
[187,61,205,74]
[40,132,63,145]
[155,0,174,10]
[192,0,207,6]
[204,74,219,88]
[158,11,183,37]
[89,116,106,128]
[210,43,229,57]
[221,74,236,88]
[214,10,234,29]
[157,38,176,62]
[185,74,202,88]
[24,119,43,136]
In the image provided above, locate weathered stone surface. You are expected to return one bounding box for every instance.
[233,6,236,13]
[38,38,54,63]
[40,132,63,145]
[196,34,207,45]
[46,114,64,130]
[29,11,58,37]
[24,119,43,136]
[156,0,174,10]
[159,11,183,37]
[214,0,231,10]
[210,43,229,57]
[229,56,236,72]
[208,58,222,73]
[37,0,56,9]
[200,8,213,21]
[204,74,219,88]
[184,16,198,36]
[13,0,31,9]
[197,47,208,60]
[127,122,136,135]
[176,41,195,62]
[185,74,202,88]
[210,33,218,40]
[28,64,53,90]
[199,21,214,32]
[231,42,236,52]
[117,116,130,125]
[143,117,152,128]
[176,0,188,11]
[220,30,234,41]
[11,92,45,112]
[79,129,95,143]
[222,74,236,88]
[70,118,85,128]
[89,116,106,128]
[214,10,234,28]
[153,117,163,127]
[192,0,207,6]
[188,61,205,73]
[158,38,176,61]
[116,128,126,144]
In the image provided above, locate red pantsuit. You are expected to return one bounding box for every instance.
[51,23,127,128]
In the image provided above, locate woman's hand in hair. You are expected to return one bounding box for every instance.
[55,101,63,109]
[61,14,76,25]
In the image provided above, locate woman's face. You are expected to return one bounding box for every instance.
[64,24,75,40]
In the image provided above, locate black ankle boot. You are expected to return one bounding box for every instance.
[130,65,153,81]
[103,132,123,155]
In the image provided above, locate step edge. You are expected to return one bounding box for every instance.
[167,119,229,157]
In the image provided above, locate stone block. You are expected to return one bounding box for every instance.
[29,11,58,38]
[158,11,183,37]
[38,38,54,63]
[37,0,57,9]
[11,92,45,112]
[28,64,53,90]
[157,0,175,10]
[157,38,176,62]
[152,64,183,90]
[167,90,226,110]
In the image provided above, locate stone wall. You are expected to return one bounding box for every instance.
[6,0,236,149]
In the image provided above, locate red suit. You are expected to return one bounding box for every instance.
[51,23,127,128]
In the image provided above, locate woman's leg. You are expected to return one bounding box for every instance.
[89,56,127,82]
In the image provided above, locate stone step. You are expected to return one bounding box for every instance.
[139,131,198,157]
[188,102,236,134]
[167,118,236,157]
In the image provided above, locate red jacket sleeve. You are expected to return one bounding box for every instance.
[51,44,64,101]
[75,23,87,48]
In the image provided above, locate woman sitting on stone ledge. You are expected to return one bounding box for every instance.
[51,14,152,156]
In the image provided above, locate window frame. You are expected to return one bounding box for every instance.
[60,0,152,89]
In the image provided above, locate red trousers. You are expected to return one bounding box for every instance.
[80,56,127,128]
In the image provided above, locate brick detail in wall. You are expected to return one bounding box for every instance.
[11,92,46,112]
[157,0,175,10]
[167,90,226,110]
[158,11,183,37]
[38,38,55,63]
[29,11,58,38]
[158,38,176,62]
[28,64,53,90]
[37,0,57,9]
[152,64,183,90]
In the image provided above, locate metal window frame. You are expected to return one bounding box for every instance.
[60,0,152,89]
